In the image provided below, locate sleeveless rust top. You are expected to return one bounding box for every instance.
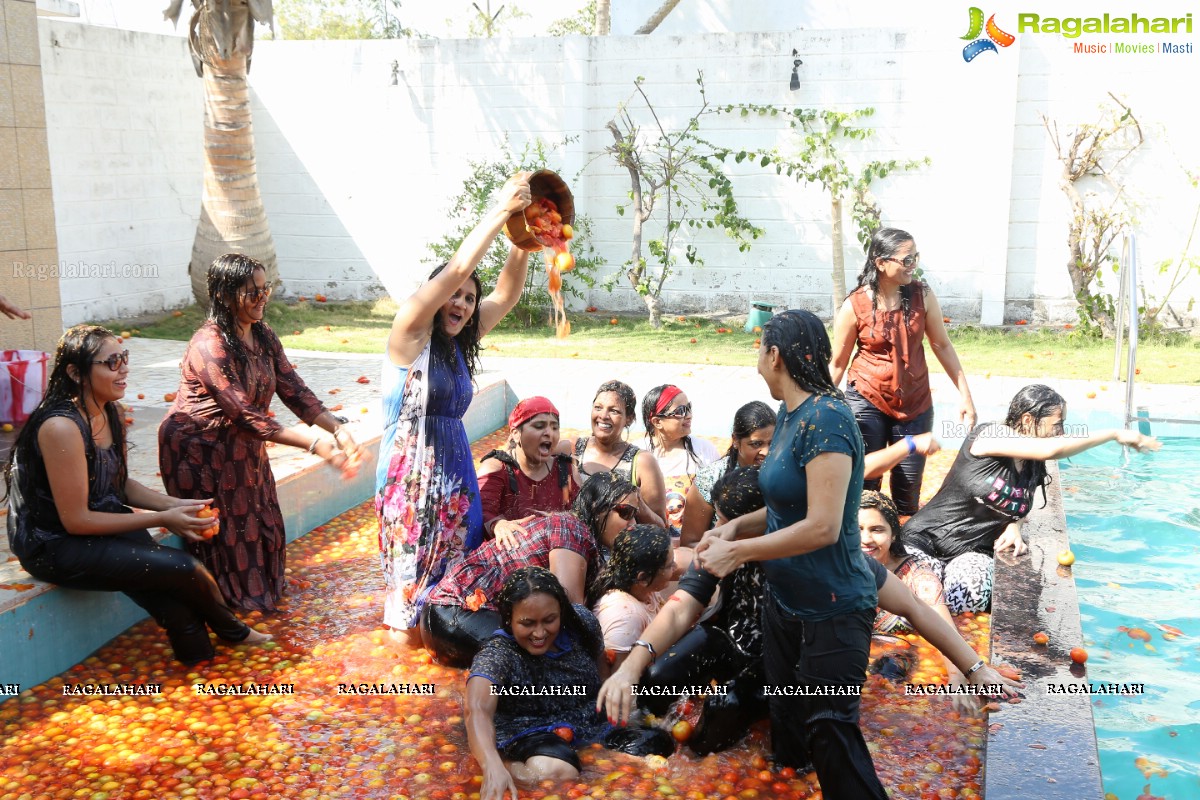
[845,286,932,420]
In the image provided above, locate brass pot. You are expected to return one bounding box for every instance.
[503,170,575,252]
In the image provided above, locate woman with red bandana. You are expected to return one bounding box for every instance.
[477,397,580,546]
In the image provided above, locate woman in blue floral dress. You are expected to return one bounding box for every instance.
[377,173,533,647]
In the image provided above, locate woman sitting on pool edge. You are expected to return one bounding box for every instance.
[466,567,673,800]
[903,384,1159,613]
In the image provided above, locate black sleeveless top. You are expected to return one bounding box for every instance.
[7,404,129,559]
[572,437,639,483]
[901,423,1043,560]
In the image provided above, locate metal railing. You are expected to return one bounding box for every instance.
[1112,237,1138,428]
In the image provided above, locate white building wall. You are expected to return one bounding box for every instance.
[37,18,1200,325]
[39,21,201,326]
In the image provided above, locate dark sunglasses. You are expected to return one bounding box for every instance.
[655,403,693,419]
[91,350,130,372]
[611,503,638,521]
[238,286,273,302]
[881,253,920,269]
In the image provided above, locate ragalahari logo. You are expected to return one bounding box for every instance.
[961,7,1016,61]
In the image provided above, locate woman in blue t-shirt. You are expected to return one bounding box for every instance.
[695,309,885,800]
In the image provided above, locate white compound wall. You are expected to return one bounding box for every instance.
[36,17,1200,327]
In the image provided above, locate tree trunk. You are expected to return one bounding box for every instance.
[594,0,610,34]
[189,52,278,304]
[643,292,663,329]
[830,195,846,317]
[634,0,682,34]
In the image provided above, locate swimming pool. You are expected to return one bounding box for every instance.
[1060,436,1200,800]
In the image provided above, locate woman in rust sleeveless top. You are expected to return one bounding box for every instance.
[830,228,976,515]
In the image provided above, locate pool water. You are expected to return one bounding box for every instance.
[1060,436,1200,800]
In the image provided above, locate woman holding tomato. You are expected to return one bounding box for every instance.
[377,174,534,647]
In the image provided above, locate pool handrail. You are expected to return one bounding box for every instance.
[1113,235,1138,429]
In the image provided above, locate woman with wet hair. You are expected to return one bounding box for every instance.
[904,384,1158,613]
[830,227,976,516]
[680,401,776,545]
[377,174,533,648]
[477,396,580,546]
[694,309,884,798]
[159,254,358,612]
[466,567,673,800]
[588,525,674,666]
[558,380,667,526]
[8,325,270,665]
[422,473,639,667]
[635,384,721,533]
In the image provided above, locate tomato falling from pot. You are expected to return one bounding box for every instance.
[524,197,575,338]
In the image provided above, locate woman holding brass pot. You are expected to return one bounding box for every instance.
[376,172,534,647]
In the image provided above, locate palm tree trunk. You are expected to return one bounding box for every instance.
[189,52,277,304]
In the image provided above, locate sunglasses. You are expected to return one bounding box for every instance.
[91,350,130,372]
[611,503,638,521]
[655,404,693,419]
[238,286,273,302]
[881,253,920,269]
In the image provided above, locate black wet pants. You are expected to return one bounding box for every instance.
[21,529,250,664]
[846,383,934,516]
[761,595,887,800]
[421,602,502,668]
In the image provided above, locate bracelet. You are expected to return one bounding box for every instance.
[904,435,917,454]
[632,639,657,664]
[966,659,986,677]
[308,438,320,455]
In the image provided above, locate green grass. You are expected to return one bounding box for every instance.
[111,302,1200,385]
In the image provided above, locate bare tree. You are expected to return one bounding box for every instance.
[634,0,682,34]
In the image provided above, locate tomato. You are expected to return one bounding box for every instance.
[1032,632,1049,645]
[548,270,563,293]
[561,223,574,240]
[1070,647,1088,664]
[671,720,692,742]
[555,252,576,273]
[553,726,574,743]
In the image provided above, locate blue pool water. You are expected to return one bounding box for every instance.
[1060,436,1200,800]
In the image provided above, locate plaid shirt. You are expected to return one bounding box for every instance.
[428,513,599,610]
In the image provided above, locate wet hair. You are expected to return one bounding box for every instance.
[642,384,700,468]
[860,490,905,559]
[1002,384,1065,508]
[760,310,842,399]
[592,380,637,428]
[586,525,672,606]
[572,472,638,542]
[206,253,271,370]
[854,227,925,328]
[723,401,777,474]
[5,325,128,496]
[427,262,484,380]
[498,566,602,658]
[711,466,765,521]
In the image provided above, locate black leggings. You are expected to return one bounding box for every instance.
[421,602,502,668]
[20,529,251,665]
[846,384,934,516]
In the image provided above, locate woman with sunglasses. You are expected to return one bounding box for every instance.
[6,325,270,665]
[829,227,976,516]
[159,254,359,613]
[903,384,1158,613]
[635,385,720,534]
[421,473,639,668]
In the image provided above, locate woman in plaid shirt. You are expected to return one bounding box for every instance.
[422,472,640,667]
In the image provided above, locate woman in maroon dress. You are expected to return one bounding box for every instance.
[159,254,359,612]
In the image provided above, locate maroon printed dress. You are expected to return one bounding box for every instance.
[158,321,327,612]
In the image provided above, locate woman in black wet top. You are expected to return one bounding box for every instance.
[5,325,269,665]
[904,384,1159,613]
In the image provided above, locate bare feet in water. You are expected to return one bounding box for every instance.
[242,628,273,645]
[386,627,423,649]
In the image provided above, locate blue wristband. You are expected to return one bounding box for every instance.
[904,435,917,454]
